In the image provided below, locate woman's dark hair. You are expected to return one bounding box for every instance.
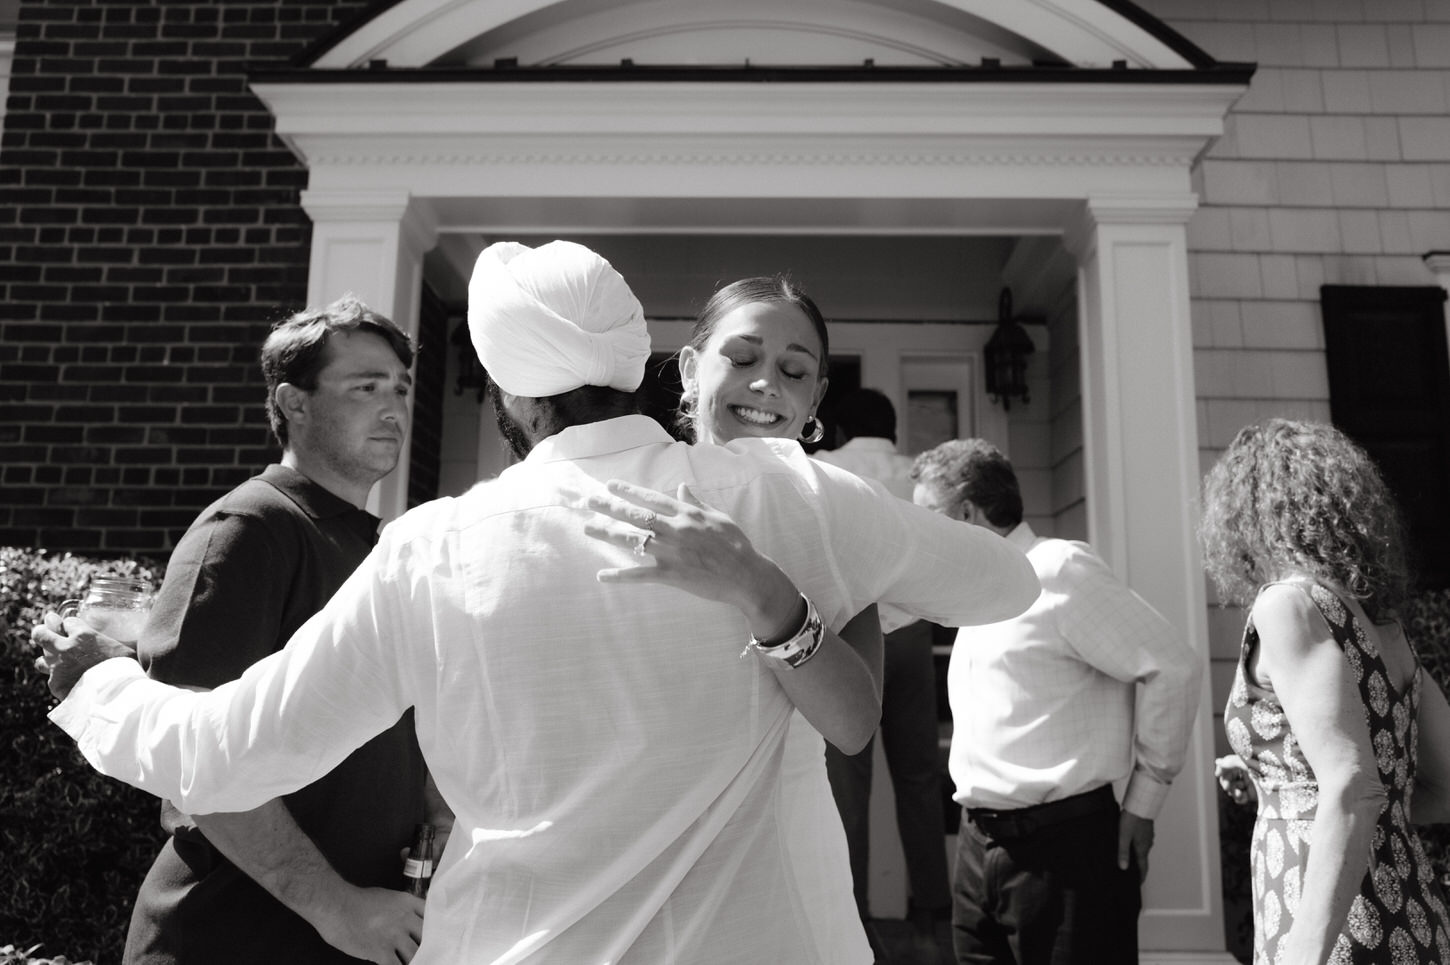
[1199,418,1412,620]
[676,275,830,439]
[261,294,414,449]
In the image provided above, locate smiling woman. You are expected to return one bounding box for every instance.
[673,275,892,961]
[677,275,830,446]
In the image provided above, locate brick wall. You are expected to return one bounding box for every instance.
[1138,0,1450,752]
[0,0,372,553]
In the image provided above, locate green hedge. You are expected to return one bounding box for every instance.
[0,548,167,965]
[1,944,92,965]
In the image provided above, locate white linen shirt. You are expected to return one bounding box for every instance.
[948,522,1202,820]
[814,436,920,633]
[54,415,1038,965]
[814,436,915,501]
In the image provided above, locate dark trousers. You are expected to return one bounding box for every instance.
[951,785,1141,965]
[825,619,951,920]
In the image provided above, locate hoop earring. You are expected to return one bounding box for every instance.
[674,390,698,439]
[800,416,825,445]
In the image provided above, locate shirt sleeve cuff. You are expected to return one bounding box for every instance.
[47,657,147,759]
[1122,773,1171,820]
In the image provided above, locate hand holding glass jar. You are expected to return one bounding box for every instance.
[59,576,154,650]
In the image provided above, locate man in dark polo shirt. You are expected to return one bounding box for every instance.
[124,295,446,965]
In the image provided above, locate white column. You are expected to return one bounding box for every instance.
[1067,195,1234,963]
[299,190,438,520]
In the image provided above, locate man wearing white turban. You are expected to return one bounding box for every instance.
[467,240,651,399]
[38,240,1040,965]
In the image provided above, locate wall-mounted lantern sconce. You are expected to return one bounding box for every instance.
[984,287,1036,411]
[451,319,487,402]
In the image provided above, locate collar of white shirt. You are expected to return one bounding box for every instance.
[835,436,898,455]
[1006,520,1040,552]
[524,414,674,465]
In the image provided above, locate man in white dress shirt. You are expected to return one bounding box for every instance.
[37,241,1040,965]
[911,438,1201,965]
[815,388,951,949]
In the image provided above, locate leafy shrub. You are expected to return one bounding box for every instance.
[0,943,93,965]
[0,548,167,964]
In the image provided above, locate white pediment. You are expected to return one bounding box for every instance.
[258,0,1247,243]
[312,0,1201,71]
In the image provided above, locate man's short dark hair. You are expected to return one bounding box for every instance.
[832,388,897,443]
[261,294,415,449]
[910,438,1023,528]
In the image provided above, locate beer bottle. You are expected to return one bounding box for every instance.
[403,823,435,897]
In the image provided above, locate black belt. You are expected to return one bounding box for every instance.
[965,784,1117,840]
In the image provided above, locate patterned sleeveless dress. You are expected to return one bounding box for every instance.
[1224,580,1450,965]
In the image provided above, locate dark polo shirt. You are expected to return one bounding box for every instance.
[124,465,426,965]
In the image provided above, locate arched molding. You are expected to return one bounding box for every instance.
[307,0,1201,71]
[437,0,1043,69]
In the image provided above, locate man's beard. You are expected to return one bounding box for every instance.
[487,381,533,461]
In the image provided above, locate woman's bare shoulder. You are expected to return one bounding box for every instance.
[1252,580,1319,620]
[1251,581,1335,658]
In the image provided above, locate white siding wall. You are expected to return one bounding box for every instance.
[1141,0,1450,752]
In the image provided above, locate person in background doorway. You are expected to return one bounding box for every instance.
[120,295,450,965]
[816,387,952,952]
[912,438,1200,965]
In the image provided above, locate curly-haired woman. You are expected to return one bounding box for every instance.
[1201,418,1450,965]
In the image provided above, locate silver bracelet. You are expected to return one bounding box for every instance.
[741,595,825,669]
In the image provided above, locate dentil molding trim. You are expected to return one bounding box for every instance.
[299,145,1203,170]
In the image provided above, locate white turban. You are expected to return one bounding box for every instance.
[467,240,650,398]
